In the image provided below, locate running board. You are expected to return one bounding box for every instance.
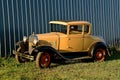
[55,51,91,61]
[70,56,92,60]
[64,56,92,63]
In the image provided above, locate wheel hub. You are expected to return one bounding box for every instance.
[97,52,102,58]
[45,58,48,62]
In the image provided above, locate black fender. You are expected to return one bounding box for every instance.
[31,46,67,61]
[89,42,111,57]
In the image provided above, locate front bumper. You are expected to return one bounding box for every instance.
[13,50,34,61]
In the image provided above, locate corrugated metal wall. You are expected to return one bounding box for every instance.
[0,0,120,57]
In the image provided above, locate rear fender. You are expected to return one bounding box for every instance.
[89,42,111,57]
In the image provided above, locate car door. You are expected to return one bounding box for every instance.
[68,25,84,52]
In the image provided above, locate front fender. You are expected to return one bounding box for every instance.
[31,46,67,60]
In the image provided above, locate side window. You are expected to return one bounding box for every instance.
[84,25,89,33]
[70,25,82,34]
[78,26,82,32]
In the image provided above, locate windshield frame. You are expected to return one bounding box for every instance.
[50,24,67,34]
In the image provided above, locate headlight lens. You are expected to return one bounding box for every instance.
[23,36,27,42]
[33,36,38,45]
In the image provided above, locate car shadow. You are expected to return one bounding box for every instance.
[50,58,94,69]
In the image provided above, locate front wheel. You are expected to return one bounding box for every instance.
[15,47,28,63]
[93,48,106,62]
[36,52,51,68]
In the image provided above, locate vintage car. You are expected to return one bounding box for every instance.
[13,21,111,68]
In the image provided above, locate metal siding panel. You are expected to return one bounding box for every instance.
[91,0,96,35]
[6,0,12,55]
[1,0,120,57]
[28,0,33,34]
[1,0,7,55]
[36,0,40,33]
[64,0,68,20]
[40,0,44,33]
[61,0,64,19]
[11,0,16,51]
[44,0,48,33]
[20,0,25,37]
[16,0,20,41]
[1,0,7,56]
[0,38,2,57]
[57,0,61,20]
[0,0,1,56]
[25,0,28,36]
[32,0,36,34]
[0,1,1,56]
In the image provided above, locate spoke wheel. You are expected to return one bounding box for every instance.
[15,47,28,63]
[94,48,106,62]
[36,52,51,68]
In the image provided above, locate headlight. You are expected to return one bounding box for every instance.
[23,36,27,42]
[33,36,38,45]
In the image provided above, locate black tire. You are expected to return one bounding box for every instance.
[36,52,51,68]
[93,48,106,62]
[15,47,28,63]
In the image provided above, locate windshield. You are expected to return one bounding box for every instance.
[50,24,67,34]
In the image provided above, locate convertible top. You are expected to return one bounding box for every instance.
[49,21,91,26]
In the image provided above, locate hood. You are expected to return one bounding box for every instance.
[35,32,67,49]
[36,32,67,40]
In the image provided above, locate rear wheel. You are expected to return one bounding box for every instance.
[93,48,106,62]
[15,47,28,63]
[36,52,51,68]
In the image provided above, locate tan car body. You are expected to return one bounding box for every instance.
[13,20,111,68]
